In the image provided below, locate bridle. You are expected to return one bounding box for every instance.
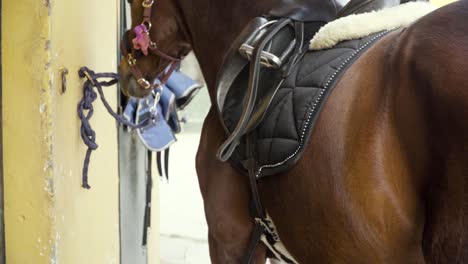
[121,0,183,90]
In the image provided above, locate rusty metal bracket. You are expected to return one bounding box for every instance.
[59,68,69,94]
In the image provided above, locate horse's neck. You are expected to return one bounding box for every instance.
[180,0,275,102]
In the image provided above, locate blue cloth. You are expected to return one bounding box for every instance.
[123,70,202,152]
[166,70,202,109]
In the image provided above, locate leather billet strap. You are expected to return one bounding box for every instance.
[243,222,265,263]
[142,0,154,22]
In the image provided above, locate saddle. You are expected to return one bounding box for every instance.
[215,0,402,263]
[216,0,400,162]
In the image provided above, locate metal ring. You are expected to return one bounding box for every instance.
[142,0,154,8]
[141,20,152,31]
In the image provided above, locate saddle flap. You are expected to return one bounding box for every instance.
[216,18,325,161]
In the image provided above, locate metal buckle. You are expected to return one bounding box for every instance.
[238,20,297,69]
[239,44,283,69]
[149,42,157,49]
[128,54,137,66]
[142,0,154,8]
[137,78,152,89]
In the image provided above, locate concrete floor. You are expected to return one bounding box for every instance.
[159,132,211,264]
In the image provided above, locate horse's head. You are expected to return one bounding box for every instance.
[120,0,192,98]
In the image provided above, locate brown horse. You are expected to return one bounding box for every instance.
[120,0,468,263]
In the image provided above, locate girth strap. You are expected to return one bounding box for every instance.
[242,222,265,263]
[216,18,306,263]
[242,133,266,264]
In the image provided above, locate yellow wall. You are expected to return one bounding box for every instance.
[50,0,120,263]
[2,0,54,262]
[3,0,120,263]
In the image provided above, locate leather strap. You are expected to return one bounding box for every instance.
[242,222,264,264]
[122,38,181,90]
[142,0,153,23]
[156,148,170,180]
[149,44,181,62]
[120,0,183,90]
[164,148,170,180]
[247,133,265,219]
[142,150,153,246]
[283,22,306,77]
[156,151,163,177]
[216,17,269,113]
[242,133,266,264]
[217,18,294,161]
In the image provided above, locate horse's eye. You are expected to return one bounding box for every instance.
[126,0,133,4]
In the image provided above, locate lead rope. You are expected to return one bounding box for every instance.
[78,67,155,189]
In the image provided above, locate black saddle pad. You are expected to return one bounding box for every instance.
[221,31,390,177]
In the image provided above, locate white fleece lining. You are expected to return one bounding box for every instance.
[309,1,436,50]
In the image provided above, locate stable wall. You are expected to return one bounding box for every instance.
[3,0,121,263]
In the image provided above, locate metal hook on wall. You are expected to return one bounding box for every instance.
[59,68,69,94]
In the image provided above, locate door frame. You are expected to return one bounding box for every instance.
[0,0,6,262]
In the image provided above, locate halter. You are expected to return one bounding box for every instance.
[122,0,182,90]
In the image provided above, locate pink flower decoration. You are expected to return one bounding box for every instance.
[132,24,151,56]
